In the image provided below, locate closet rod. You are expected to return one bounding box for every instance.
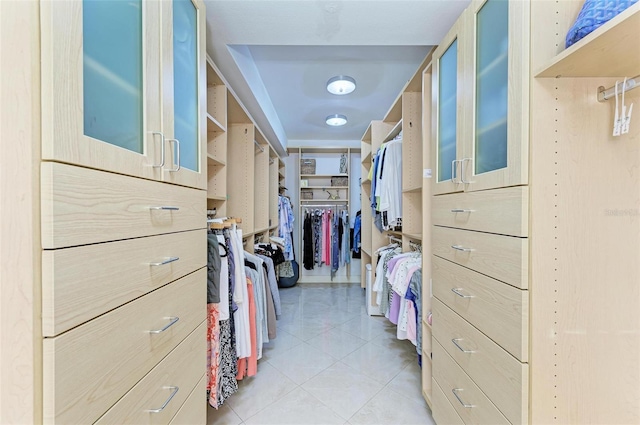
[300,204,348,209]
[598,75,639,102]
[388,235,402,244]
[253,139,265,153]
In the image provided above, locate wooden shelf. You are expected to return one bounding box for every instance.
[536,3,640,77]
[254,226,269,234]
[300,199,348,203]
[403,185,422,193]
[300,174,348,178]
[207,113,226,133]
[269,224,278,231]
[422,318,432,331]
[361,178,371,185]
[362,246,372,257]
[403,232,422,241]
[383,119,403,143]
[207,153,226,166]
[301,186,349,190]
[385,230,402,238]
[361,151,372,165]
[207,195,226,201]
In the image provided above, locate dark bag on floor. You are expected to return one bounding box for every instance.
[278,231,299,288]
[278,260,299,288]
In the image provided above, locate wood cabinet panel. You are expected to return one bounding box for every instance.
[41,162,206,249]
[433,298,528,424]
[95,322,206,425]
[432,378,464,425]
[43,269,206,424]
[432,186,528,237]
[432,225,528,289]
[432,340,509,425]
[432,256,528,360]
[169,374,207,425]
[42,229,206,336]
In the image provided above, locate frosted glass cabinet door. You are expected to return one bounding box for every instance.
[432,10,466,196]
[465,0,529,191]
[41,0,163,181]
[162,0,207,190]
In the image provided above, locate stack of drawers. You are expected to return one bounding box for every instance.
[430,186,529,424]
[41,162,207,424]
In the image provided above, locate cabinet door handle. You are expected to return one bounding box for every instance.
[460,157,473,184]
[452,388,474,408]
[149,206,180,211]
[452,338,475,353]
[451,288,474,298]
[149,317,179,334]
[150,131,166,168]
[149,257,179,266]
[450,209,474,213]
[451,245,474,252]
[147,386,179,413]
[167,138,181,172]
[451,159,461,184]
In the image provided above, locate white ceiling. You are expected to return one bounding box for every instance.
[204,0,471,156]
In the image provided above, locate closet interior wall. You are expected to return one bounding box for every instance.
[207,58,283,252]
[360,50,433,402]
[291,147,361,283]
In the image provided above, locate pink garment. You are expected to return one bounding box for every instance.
[207,303,221,407]
[237,278,257,380]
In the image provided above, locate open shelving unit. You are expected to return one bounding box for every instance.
[206,56,283,254]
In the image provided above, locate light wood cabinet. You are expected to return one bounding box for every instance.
[41,0,207,190]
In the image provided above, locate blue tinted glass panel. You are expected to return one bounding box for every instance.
[438,39,458,182]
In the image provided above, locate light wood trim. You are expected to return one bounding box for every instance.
[464,0,529,192]
[530,77,640,424]
[41,162,206,249]
[254,146,270,231]
[536,3,640,77]
[432,9,466,196]
[43,268,206,424]
[40,0,164,182]
[432,186,528,237]
[42,229,206,336]
[432,225,528,289]
[432,340,509,425]
[95,322,206,425]
[207,85,227,130]
[227,124,255,233]
[161,0,208,190]
[402,92,423,192]
[402,192,422,239]
[421,348,433,409]
[269,159,280,228]
[0,2,42,423]
[433,256,528,361]
[433,298,528,424]
[431,379,464,425]
[171,374,207,425]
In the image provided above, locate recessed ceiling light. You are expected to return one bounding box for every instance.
[326,114,347,126]
[326,75,356,95]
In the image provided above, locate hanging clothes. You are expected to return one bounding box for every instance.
[278,196,295,261]
[371,133,403,232]
[303,212,314,270]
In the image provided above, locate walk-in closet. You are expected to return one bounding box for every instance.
[2,1,639,424]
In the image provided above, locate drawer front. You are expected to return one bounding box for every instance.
[432,186,528,237]
[432,378,465,425]
[95,322,206,425]
[43,268,206,425]
[43,229,206,336]
[41,162,206,249]
[433,299,528,425]
[432,256,528,361]
[170,374,207,425]
[432,225,528,289]
[432,340,509,425]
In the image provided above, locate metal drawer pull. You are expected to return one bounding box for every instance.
[451,159,461,184]
[451,245,474,252]
[150,131,166,168]
[460,157,474,184]
[167,138,181,172]
[451,288,474,298]
[452,338,475,353]
[147,386,179,413]
[149,257,179,266]
[450,209,474,213]
[149,206,180,211]
[149,317,179,334]
[452,388,474,408]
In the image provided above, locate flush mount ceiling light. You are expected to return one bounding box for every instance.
[326,75,356,95]
[326,114,347,126]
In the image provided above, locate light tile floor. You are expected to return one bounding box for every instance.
[208,282,435,425]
